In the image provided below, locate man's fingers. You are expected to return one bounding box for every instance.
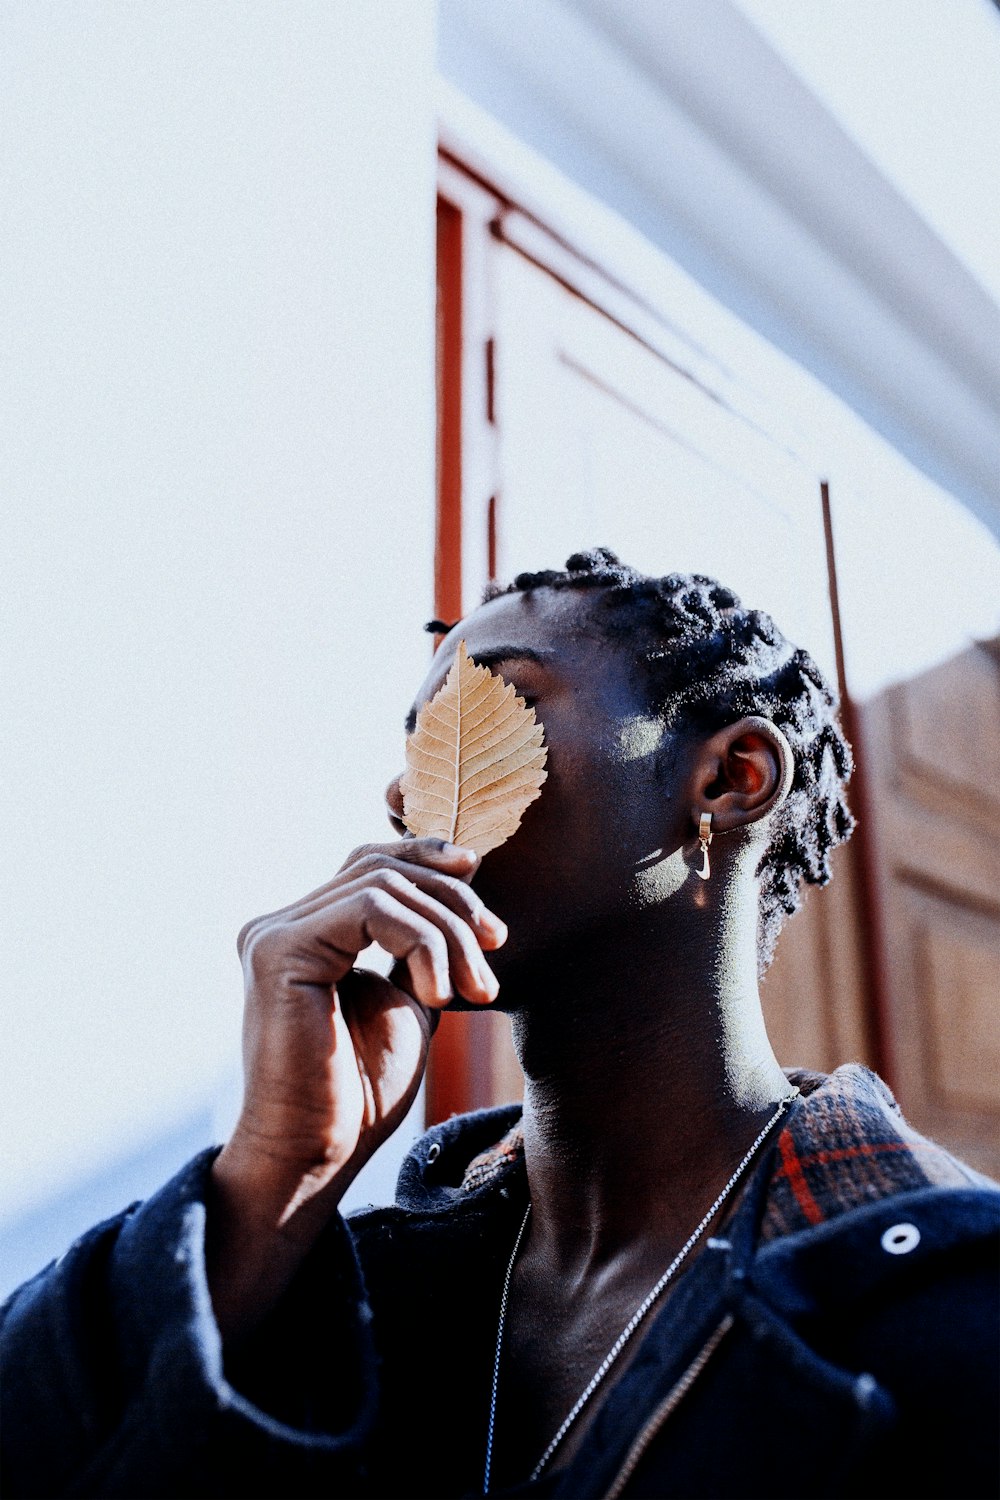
[241,869,501,1004]
[329,871,500,1003]
[388,837,479,874]
[286,859,506,949]
[236,839,482,958]
[342,889,463,1009]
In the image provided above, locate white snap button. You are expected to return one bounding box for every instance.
[880,1222,921,1255]
[426,1141,441,1164]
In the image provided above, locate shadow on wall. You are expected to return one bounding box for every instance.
[0,1108,217,1303]
[0,1082,425,1304]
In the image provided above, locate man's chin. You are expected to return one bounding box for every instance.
[441,993,487,1013]
[442,989,521,1015]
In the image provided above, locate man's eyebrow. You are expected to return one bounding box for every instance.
[405,646,553,734]
[468,646,554,671]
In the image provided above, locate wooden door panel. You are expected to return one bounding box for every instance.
[896,645,1000,818]
[886,883,1000,1176]
[861,638,1000,1176]
[921,915,1000,1116]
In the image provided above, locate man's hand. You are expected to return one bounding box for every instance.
[207,838,506,1338]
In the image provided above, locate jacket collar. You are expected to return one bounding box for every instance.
[761,1063,988,1237]
[395,1064,992,1228]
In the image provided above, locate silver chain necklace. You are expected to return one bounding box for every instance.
[482,1091,798,1495]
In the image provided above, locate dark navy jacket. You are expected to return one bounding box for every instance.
[1,1069,998,1499]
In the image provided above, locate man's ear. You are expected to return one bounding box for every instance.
[690,716,795,834]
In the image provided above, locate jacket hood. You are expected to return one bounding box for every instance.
[394,1101,525,1213]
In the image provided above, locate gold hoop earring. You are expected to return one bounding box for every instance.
[696,812,713,881]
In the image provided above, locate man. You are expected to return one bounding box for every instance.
[2,549,997,1499]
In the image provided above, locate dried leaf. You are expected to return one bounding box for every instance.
[401,640,548,856]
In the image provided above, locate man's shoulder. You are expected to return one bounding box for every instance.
[753,1179,999,1300]
[750,1064,998,1379]
[745,1179,1000,1461]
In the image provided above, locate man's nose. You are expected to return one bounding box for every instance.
[385,775,406,829]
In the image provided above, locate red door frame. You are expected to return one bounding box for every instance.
[424,195,476,1124]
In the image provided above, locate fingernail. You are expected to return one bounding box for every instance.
[447,844,477,861]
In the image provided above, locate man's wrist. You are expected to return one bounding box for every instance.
[205,1142,360,1342]
[210,1131,362,1240]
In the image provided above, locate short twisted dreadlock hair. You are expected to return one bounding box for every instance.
[480,547,854,971]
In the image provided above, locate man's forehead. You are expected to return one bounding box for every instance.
[462,586,596,646]
[432,590,588,671]
[406,590,589,718]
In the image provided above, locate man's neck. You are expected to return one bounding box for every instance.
[504,889,792,1276]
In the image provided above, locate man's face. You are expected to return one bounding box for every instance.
[387,588,695,993]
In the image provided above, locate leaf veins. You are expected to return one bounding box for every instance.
[400,641,548,855]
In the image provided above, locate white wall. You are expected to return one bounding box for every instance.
[0,2,438,1224]
[439,0,1000,537]
[732,0,1000,305]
